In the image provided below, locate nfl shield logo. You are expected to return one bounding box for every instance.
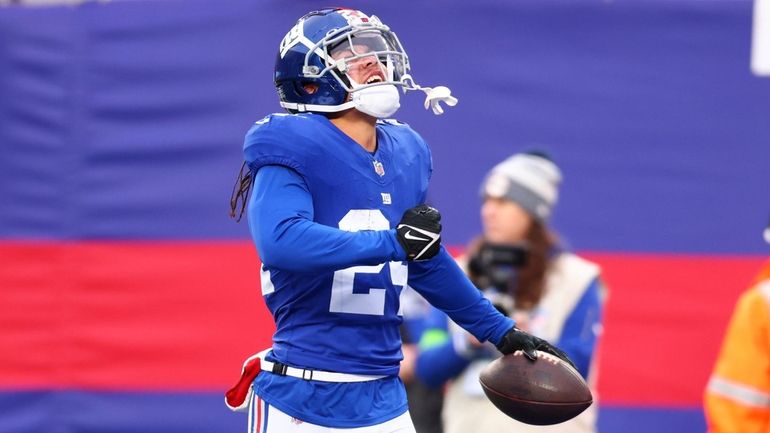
[373,160,385,177]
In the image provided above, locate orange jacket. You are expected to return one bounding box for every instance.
[704,260,770,433]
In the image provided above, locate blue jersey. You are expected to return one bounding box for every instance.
[243,113,513,427]
[246,113,430,375]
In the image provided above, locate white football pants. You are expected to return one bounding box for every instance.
[247,393,416,433]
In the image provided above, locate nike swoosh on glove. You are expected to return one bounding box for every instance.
[396,204,442,261]
[496,327,578,371]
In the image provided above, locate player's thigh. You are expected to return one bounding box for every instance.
[249,397,415,433]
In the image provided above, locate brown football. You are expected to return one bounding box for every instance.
[479,350,593,425]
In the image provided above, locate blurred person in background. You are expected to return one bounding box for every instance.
[224,8,574,433]
[704,215,770,433]
[399,286,444,433]
[414,151,606,433]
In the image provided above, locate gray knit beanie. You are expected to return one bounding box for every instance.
[480,151,562,222]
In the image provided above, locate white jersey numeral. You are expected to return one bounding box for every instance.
[329,210,407,316]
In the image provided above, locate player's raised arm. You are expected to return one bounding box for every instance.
[249,165,406,273]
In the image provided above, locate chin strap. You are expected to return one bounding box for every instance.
[280,100,356,113]
[400,74,459,115]
[281,76,458,116]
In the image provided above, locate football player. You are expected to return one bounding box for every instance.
[225,8,573,433]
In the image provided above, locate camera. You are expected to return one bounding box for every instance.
[468,242,529,315]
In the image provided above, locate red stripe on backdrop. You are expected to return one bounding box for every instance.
[584,253,767,405]
[0,242,766,405]
[0,241,273,390]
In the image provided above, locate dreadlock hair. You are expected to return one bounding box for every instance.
[229,161,254,222]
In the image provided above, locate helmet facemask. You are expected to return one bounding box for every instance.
[320,25,409,92]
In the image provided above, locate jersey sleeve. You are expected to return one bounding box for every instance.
[407,247,514,345]
[413,307,476,388]
[705,283,770,433]
[416,336,473,388]
[248,165,406,273]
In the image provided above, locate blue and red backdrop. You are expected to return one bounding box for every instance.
[1,1,769,432]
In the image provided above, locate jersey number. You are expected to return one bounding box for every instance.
[329,210,407,315]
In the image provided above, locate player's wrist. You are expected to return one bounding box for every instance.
[389,229,408,261]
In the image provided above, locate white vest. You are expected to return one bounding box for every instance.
[443,252,603,433]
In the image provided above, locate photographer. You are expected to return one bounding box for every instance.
[413,151,606,433]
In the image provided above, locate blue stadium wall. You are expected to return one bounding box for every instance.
[1,1,770,432]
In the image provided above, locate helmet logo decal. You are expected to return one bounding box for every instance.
[279,22,303,59]
[338,9,370,26]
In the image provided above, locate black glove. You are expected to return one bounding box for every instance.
[496,327,577,370]
[396,204,442,261]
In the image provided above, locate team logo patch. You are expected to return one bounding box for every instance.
[373,160,385,177]
[338,9,370,25]
[381,193,392,205]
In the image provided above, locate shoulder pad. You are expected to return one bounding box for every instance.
[377,118,424,144]
[243,113,320,176]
